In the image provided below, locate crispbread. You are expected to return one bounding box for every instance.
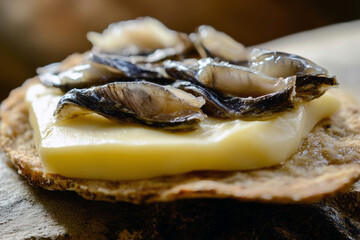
[1,78,360,204]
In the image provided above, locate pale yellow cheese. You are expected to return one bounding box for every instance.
[26,84,340,180]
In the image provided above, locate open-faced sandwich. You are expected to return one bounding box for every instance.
[1,17,360,204]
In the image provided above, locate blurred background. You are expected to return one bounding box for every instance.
[0,0,359,101]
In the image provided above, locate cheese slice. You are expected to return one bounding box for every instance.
[26,84,340,180]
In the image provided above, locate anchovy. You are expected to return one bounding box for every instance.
[54,81,205,130]
[172,80,296,119]
[190,25,248,64]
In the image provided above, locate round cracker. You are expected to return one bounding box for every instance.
[1,78,360,203]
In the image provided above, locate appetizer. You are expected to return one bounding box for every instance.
[1,17,360,203]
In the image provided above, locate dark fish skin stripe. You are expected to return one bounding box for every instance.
[295,75,338,101]
[90,52,165,79]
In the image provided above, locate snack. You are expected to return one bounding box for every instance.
[1,17,360,203]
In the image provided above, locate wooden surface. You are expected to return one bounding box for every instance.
[1,20,360,240]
